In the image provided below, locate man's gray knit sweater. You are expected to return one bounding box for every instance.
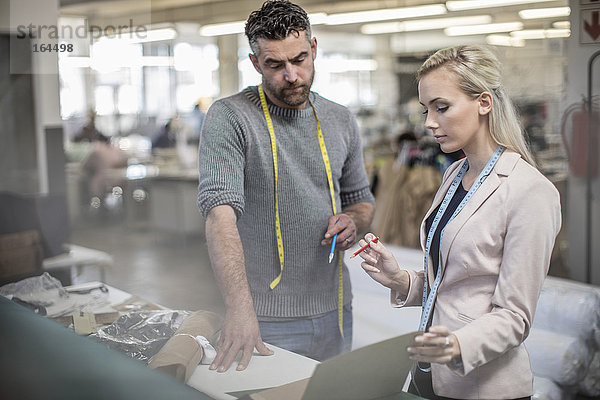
[198,86,374,319]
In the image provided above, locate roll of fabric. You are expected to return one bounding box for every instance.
[526,328,592,387]
[532,376,573,400]
[579,351,600,397]
[149,310,222,383]
[533,277,600,347]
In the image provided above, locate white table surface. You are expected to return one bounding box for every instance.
[188,345,318,400]
[66,282,318,400]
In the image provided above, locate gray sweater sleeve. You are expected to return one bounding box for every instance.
[339,114,375,208]
[197,100,246,218]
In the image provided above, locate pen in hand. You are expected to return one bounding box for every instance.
[350,237,379,259]
[328,218,340,263]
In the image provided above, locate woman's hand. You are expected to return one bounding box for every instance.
[355,233,408,294]
[407,326,461,365]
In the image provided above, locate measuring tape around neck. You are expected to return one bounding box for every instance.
[418,145,505,332]
[258,85,345,336]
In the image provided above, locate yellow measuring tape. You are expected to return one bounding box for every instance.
[258,85,345,337]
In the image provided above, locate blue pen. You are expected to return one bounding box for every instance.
[328,218,340,263]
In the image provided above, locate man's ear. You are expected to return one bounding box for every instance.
[249,53,262,75]
[478,91,493,116]
[310,37,317,60]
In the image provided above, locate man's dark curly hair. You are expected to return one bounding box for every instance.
[245,0,311,55]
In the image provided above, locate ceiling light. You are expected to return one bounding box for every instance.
[486,35,525,47]
[199,21,245,36]
[96,27,177,43]
[134,28,176,43]
[553,21,570,29]
[361,15,491,34]
[317,58,378,73]
[199,13,328,36]
[446,0,557,11]
[519,7,571,19]
[325,4,446,26]
[510,28,571,39]
[445,22,524,36]
[309,13,328,25]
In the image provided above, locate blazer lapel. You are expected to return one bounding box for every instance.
[438,151,521,270]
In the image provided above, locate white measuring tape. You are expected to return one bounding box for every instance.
[418,145,505,331]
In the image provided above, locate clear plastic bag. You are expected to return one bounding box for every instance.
[0,272,109,317]
[91,310,191,362]
[0,272,67,305]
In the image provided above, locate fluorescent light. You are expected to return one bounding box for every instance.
[316,58,378,72]
[96,27,176,43]
[445,22,523,36]
[553,21,570,29]
[446,0,557,11]
[325,4,446,26]
[361,15,491,34]
[309,12,328,25]
[486,34,525,47]
[136,28,176,43]
[199,13,327,36]
[199,21,245,36]
[510,28,571,39]
[519,7,570,19]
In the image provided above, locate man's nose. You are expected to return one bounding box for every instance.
[283,63,298,83]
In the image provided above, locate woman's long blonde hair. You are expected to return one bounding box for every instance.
[417,45,536,166]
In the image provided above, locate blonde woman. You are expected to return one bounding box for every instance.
[356,45,561,399]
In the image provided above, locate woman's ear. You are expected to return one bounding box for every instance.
[478,91,493,116]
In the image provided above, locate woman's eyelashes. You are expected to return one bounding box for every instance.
[421,104,450,115]
[436,104,449,113]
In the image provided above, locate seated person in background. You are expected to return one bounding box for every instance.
[74,110,109,143]
[152,118,178,150]
[81,141,128,202]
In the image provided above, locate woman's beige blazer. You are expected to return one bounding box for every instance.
[393,150,561,399]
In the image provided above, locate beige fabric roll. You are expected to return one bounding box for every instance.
[149,310,222,382]
[372,162,441,248]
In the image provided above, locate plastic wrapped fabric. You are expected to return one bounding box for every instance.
[91,310,191,362]
[579,351,600,397]
[0,272,67,304]
[526,328,592,386]
[0,272,109,317]
[533,277,600,347]
[532,376,574,400]
[148,310,222,383]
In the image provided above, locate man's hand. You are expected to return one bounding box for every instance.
[321,201,375,250]
[205,205,274,372]
[321,212,357,250]
[210,305,273,372]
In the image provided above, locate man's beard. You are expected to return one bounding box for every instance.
[263,69,315,108]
